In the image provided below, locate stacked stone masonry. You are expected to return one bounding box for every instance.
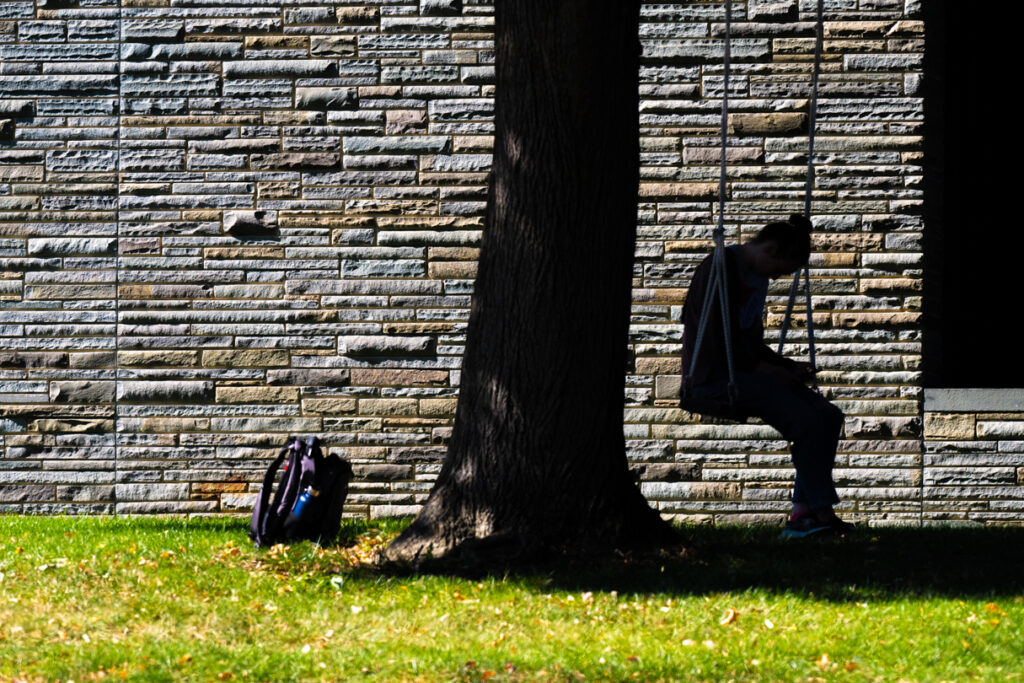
[0,0,1014,524]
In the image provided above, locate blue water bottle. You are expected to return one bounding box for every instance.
[291,486,320,519]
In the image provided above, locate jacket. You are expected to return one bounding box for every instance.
[680,246,801,388]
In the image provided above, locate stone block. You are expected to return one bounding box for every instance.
[0,352,69,369]
[0,484,53,503]
[50,381,115,404]
[250,153,340,170]
[748,0,797,21]
[296,87,358,110]
[635,357,682,375]
[419,398,457,417]
[655,375,682,399]
[359,399,419,416]
[310,36,358,56]
[386,109,428,135]
[340,335,433,356]
[285,7,335,24]
[631,462,700,481]
[846,416,921,438]
[302,398,359,414]
[350,369,449,386]
[370,504,421,519]
[0,100,33,117]
[210,417,322,434]
[203,349,290,367]
[30,419,113,434]
[27,238,117,257]
[115,483,190,502]
[637,183,719,200]
[924,413,975,440]
[266,369,350,386]
[137,418,210,433]
[421,0,462,15]
[222,210,278,237]
[117,381,215,403]
[216,387,299,403]
[924,468,1017,486]
[337,6,380,23]
[352,464,412,481]
[729,112,807,136]
[222,60,337,79]
[118,351,200,367]
[57,485,115,502]
[976,421,1024,438]
[343,136,450,155]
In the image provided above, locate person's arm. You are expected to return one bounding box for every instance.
[681,254,716,382]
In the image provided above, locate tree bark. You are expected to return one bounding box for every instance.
[385,0,677,565]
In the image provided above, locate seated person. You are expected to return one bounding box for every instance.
[680,215,849,537]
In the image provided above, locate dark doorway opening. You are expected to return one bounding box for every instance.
[922,2,1024,388]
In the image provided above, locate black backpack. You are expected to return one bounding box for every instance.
[249,435,353,547]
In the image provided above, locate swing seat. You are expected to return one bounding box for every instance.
[679,394,752,423]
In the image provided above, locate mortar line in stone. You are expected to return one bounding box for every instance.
[113,0,122,516]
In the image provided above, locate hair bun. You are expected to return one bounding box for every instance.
[788,214,812,232]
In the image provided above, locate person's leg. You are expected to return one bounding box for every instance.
[726,372,843,518]
[796,387,845,523]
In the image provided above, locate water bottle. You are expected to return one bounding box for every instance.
[291,485,320,519]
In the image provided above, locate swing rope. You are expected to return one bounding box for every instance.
[685,0,736,407]
[684,0,824,411]
[776,0,824,390]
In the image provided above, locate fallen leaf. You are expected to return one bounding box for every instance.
[719,608,738,625]
[844,661,859,672]
[815,653,832,669]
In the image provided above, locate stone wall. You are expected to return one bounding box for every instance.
[923,390,1024,525]
[1,0,1013,525]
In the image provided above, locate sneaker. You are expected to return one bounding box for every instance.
[780,513,832,539]
[825,516,854,536]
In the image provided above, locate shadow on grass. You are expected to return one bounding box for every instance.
[381,524,1024,602]
[68,515,1021,601]
[521,524,1024,601]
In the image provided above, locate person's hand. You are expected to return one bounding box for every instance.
[792,362,817,383]
[754,361,803,392]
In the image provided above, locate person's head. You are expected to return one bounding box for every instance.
[746,214,812,278]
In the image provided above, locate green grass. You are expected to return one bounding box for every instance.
[1,516,1023,682]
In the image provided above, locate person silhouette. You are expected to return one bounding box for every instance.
[680,215,850,537]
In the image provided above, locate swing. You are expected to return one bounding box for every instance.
[678,0,824,423]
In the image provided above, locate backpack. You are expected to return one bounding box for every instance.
[249,435,353,547]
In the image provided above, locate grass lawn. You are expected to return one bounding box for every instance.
[1,516,1022,682]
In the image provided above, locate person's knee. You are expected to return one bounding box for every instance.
[813,399,845,435]
[826,403,845,435]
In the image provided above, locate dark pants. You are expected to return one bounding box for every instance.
[693,371,844,510]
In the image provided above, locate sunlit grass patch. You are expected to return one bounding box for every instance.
[1,516,1022,682]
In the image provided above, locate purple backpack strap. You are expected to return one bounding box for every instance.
[250,436,299,546]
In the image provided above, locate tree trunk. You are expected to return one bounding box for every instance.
[385,0,677,565]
